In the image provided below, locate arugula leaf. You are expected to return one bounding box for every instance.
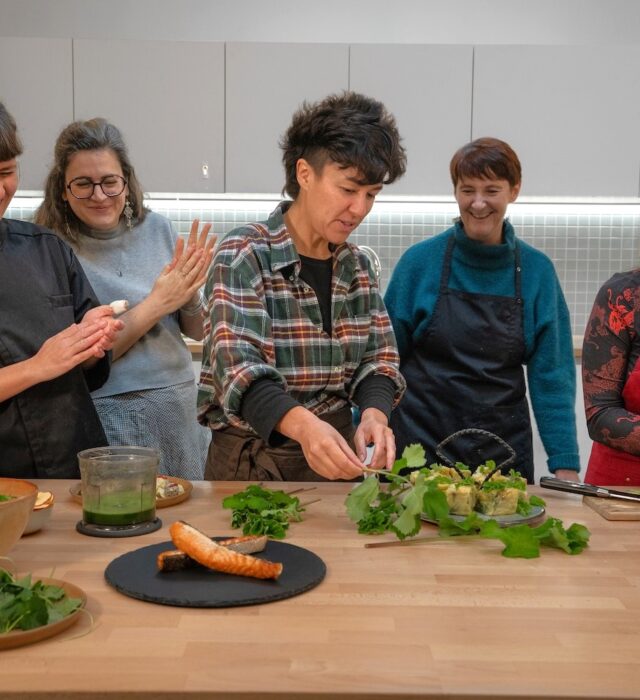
[532,518,590,555]
[390,444,427,474]
[529,494,546,507]
[480,522,541,559]
[0,569,82,633]
[391,472,428,539]
[422,483,451,524]
[222,484,305,539]
[402,444,427,469]
[356,492,399,535]
[346,476,380,523]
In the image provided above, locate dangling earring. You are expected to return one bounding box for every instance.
[124,199,133,230]
[64,201,72,238]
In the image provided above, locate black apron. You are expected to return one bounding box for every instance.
[390,236,534,482]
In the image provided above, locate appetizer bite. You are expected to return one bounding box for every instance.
[413,461,534,517]
[156,477,185,500]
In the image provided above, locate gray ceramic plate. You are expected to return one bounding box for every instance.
[421,505,545,528]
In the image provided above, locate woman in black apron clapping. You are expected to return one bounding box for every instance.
[384,138,580,484]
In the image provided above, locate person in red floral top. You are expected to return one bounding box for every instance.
[582,270,640,485]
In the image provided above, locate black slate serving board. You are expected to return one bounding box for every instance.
[104,539,326,608]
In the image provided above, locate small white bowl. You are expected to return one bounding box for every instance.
[22,492,54,535]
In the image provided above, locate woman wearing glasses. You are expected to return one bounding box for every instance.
[36,118,215,479]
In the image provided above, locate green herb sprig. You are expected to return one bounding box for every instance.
[345,445,591,558]
[0,569,82,633]
[222,484,305,539]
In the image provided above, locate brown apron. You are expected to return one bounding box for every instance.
[205,406,356,481]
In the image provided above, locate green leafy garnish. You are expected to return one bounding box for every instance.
[0,569,82,633]
[345,445,590,559]
[222,484,305,539]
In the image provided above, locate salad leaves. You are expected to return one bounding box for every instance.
[0,569,82,633]
[345,445,591,558]
[222,484,305,539]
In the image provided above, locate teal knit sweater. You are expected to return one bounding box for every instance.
[384,220,580,473]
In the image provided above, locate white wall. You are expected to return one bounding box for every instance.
[0,0,639,45]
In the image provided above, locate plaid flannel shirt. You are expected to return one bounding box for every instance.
[197,203,405,432]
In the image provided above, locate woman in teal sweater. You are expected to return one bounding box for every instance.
[384,138,580,483]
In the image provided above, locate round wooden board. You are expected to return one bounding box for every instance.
[0,578,86,651]
[69,476,192,509]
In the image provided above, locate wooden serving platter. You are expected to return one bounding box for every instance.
[69,476,192,510]
[583,495,640,520]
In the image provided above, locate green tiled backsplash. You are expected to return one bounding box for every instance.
[8,197,640,338]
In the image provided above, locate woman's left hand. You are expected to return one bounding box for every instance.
[354,407,396,471]
[81,305,125,353]
[152,219,216,314]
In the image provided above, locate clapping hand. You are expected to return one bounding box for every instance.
[152,219,216,314]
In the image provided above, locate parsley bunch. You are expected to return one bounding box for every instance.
[0,569,82,633]
[222,484,305,539]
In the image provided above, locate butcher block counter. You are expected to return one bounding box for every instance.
[4,480,640,700]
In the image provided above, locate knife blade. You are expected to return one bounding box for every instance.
[540,476,640,502]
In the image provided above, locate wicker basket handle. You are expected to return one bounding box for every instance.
[435,428,516,482]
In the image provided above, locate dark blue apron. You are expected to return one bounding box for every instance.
[390,235,534,482]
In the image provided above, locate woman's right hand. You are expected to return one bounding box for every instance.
[277,406,365,480]
[30,320,110,383]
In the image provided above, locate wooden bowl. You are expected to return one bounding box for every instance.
[0,478,38,556]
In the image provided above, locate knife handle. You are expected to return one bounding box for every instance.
[539,477,604,497]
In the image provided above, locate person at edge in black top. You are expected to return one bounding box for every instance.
[0,101,123,478]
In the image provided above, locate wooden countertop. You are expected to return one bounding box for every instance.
[188,338,584,360]
[5,481,638,699]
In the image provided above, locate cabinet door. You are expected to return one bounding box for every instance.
[350,44,473,196]
[0,37,73,190]
[226,43,348,193]
[73,39,224,193]
[473,45,640,197]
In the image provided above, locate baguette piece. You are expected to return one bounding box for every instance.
[169,521,283,580]
[157,535,268,572]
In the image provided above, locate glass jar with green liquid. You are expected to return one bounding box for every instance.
[78,447,159,527]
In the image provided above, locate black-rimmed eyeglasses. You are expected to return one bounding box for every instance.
[66,174,127,200]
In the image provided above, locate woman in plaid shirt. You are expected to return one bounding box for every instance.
[198,92,407,481]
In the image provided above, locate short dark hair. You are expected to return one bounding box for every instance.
[450,137,522,188]
[0,102,23,161]
[35,118,147,245]
[280,91,406,199]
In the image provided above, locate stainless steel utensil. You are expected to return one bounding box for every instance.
[540,476,640,503]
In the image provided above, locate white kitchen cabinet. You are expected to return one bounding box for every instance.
[225,43,349,194]
[473,45,640,197]
[0,37,73,190]
[350,44,473,196]
[73,39,224,193]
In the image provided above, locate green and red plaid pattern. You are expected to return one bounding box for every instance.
[197,203,405,431]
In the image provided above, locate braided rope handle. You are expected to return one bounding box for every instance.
[435,428,516,482]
